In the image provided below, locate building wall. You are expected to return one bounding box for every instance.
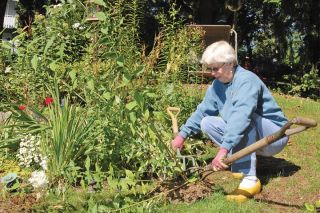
[2,0,18,40]
[3,0,18,29]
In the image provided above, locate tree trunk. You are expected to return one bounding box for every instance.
[309,0,319,66]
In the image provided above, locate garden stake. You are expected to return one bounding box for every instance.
[167,107,197,172]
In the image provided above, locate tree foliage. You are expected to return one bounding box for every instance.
[3,0,320,98]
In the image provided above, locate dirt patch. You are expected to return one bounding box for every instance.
[152,171,238,204]
[0,193,39,213]
[155,178,214,204]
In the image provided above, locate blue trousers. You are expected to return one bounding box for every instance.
[200,114,288,176]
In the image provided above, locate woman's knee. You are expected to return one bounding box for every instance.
[257,136,289,156]
[200,116,212,134]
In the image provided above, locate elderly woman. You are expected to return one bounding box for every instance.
[171,41,288,202]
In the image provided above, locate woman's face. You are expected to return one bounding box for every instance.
[207,62,234,83]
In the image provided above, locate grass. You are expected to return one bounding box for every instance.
[157,92,320,213]
[158,192,271,213]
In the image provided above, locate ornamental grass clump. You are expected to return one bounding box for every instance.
[42,87,97,182]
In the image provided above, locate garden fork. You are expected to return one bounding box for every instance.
[167,107,197,171]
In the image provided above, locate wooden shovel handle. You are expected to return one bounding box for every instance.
[167,107,181,135]
[291,117,317,127]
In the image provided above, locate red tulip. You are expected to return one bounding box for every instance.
[18,105,26,110]
[44,97,54,106]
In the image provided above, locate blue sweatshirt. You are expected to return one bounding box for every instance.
[179,65,288,151]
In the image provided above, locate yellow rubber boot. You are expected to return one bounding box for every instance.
[226,179,261,203]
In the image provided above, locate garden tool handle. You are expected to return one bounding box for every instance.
[204,117,317,171]
[290,117,317,127]
[167,107,181,135]
[285,117,317,136]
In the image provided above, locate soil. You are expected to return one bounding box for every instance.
[154,177,214,204]
[0,193,39,213]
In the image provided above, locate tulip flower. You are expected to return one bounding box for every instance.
[44,97,54,106]
[18,105,26,110]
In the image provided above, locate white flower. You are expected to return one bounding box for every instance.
[53,4,62,8]
[4,66,11,73]
[17,134,45,169]
[72,23,80,29]
[19,147,27,154]
[40,158,48,171]
[28,171,48,189]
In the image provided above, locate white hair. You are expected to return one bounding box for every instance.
[200,40,238,65]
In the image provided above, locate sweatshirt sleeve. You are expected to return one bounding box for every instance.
[220,80,260,150]
[179,85,219,138]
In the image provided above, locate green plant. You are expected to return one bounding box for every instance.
[41,86,97,181]
[1,83,98,182]
[283,64,319,99]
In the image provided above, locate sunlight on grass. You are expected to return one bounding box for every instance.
[158,192,271,213]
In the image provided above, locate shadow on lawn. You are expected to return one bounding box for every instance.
[256,155,301,185]
[254,198,304,210]
[254,156,303,210]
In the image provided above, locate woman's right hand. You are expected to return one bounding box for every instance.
[171,134,185,151]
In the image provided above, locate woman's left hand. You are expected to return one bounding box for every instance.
[212,148,229,171]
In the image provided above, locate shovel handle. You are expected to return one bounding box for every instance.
[291,117,317,127]
[167,107,181,135]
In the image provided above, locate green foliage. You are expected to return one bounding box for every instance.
[1,0,206,210]
[283,65,319,99]
[42,88,97,181]
[263,0,281,6]
[237,0,319,99]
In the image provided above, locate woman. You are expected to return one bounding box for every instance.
[171,41,288,202]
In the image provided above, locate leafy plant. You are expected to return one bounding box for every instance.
[283,64,319,99]
[44,98,96,182]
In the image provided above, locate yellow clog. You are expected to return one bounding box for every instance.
[226,179,261,203]
[232,172,244,179]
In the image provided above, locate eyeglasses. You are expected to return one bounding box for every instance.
[203,63,226,73]
[208,63,225,72]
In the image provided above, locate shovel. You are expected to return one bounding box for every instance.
[167,107,197,171]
